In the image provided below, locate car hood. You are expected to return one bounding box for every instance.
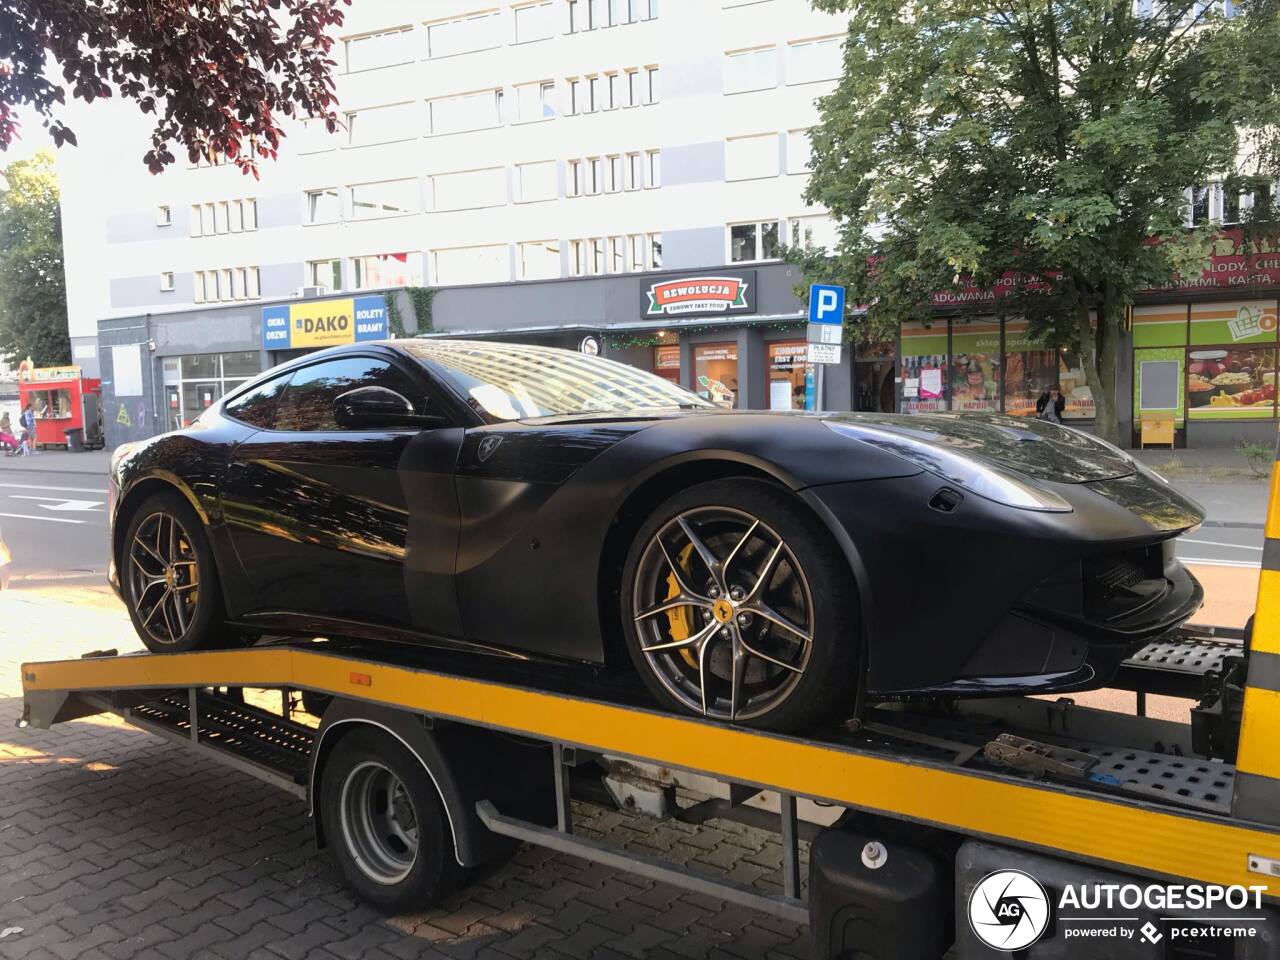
[820,411,1137,483]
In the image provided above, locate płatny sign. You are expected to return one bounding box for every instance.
[262,295,389,351]
[643,271,756,319]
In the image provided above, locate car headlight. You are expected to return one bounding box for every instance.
[824,421,1073,513]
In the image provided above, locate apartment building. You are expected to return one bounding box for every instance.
[54,0,862,445]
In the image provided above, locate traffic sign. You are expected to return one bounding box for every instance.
[808,342,842,364]
[807,322,842,345]
[808,284,845,325]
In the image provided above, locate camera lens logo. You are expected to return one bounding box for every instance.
[968,870,1051,951]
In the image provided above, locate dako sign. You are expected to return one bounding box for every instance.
[262,295,389,350]
[642,270,756,319]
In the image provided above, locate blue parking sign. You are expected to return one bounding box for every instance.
[808,284,845,325]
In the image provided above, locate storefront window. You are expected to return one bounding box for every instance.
[949,319,1000,412]
[694,342,739,408]
[653,345,681,385]
[899,321,947,412]
[30,389,72,419]
[1002,319,1057,417]
[165,352,263,429]
[766,340,811,410]
[1057,348,1094,419]
[1187,346,1277,419]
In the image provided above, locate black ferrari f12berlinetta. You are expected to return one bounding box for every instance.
[109,339,1204,731]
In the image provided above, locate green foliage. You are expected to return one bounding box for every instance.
[0,150,68,366]
[796,0,1280,442]
[386,287,435,338]
[1240,439,1273,478]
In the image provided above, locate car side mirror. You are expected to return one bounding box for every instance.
[333,387,445,429]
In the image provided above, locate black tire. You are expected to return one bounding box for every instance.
[621,478,860,732]
[319,729,464,913]
[122,491,224,653]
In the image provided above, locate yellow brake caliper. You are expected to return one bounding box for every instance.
[664,543,699,669]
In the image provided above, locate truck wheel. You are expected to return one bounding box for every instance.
[319,728,464,913]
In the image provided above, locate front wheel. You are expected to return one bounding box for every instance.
[122,491,223,653]
[621,479,860,732]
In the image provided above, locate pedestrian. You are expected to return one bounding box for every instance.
[1036,387,1066,424]
[19,402,36,456]
[0,411,16,454]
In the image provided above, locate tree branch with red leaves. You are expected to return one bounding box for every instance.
[0,0,350,175]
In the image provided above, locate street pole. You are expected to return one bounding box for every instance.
[815,363,825,412]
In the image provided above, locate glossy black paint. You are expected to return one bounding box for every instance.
[110,341,1206,701]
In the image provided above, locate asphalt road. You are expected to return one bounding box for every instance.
[1175,522,1264,569]
[0,466,109,588]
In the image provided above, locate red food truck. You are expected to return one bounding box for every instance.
[18,364,104,450]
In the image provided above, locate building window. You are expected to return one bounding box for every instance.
[307,258,342,293]
[1004,318,1061,418]
[900,321,948,413]
[786,35,843,85]
[567,78,583,115]
[567,232,658,274]
[694,343,739,407]
[1186,185,1212,226]
[729,220,780,262]
[789,214,837,250]
[516,160,558,203]
[193,267,260,304]
[432,245,510,285]
[646,149,661,187]
[349,179,420,220]
[514,1,558,43]
[569,0,655,31]
[352,253,422,289]
[950,318,1001,413]
[344,27,413,73]
[159,271,175,292]
[188,198,259,237]
[426,10,502,59]
[428,89,504,135]
[787,128,813,174]
[514,80,558,123]
[156,205,172,226]
[589,157,604,194]
[305,188,341,225]
[726,134,779,181]
[347,103,418,147]
[518,240,561,279]
[649,232,662,268]
[165,352,261,430]
[645,65,660,103]
[653,344,680,384]
[767,341,812,410]
[428,167,507,211]
[724,46,777,94]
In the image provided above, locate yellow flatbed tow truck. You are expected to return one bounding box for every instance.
[18,469,1280,957]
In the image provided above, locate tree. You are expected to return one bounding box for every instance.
[0,150,69,365]
[795,0,1280,442]
[0,0,349,175]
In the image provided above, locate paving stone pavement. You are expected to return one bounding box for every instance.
[0,586,816,960]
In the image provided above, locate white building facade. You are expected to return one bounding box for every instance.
[59,0,847,363]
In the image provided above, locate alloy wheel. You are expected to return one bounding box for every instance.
[631,506,814,721]
[127,511,201,647]
[338,760,420,885]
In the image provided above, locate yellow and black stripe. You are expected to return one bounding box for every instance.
[1234,452,1280,824]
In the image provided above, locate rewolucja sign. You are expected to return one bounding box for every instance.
[645,275,753,317]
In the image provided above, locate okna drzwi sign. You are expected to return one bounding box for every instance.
[642,270,757,319]
[262,295,389,351]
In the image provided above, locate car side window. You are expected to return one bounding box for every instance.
[223,372,293,429]
[274,357,422,432]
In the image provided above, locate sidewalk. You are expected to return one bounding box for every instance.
[0,448,111,476]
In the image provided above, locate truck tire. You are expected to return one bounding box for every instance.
[319,728,465,913]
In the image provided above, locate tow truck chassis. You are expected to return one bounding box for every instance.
[18,618,1280,958]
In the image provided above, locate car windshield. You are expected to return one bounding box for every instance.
[401,340,714,422]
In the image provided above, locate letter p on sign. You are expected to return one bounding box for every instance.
[809,284,845,325]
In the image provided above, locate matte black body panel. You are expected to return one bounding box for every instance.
[109,340,1207,705]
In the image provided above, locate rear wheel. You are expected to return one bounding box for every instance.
[122,491,223,653]
[621,479,860,732]
[320,729,464,913]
